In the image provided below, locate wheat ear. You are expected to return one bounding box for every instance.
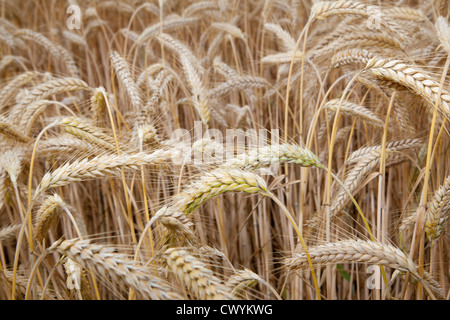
[60,117,119,152]
[169,166,321,298]
[90,87,107,127]
[163,247,234,300]
[225,268,260,297]
[329,151,407,219]
[264,23,296,51]
[225,267,282,299]
[63,257,92,300]
[324,99,385,129]
[0,116,31,143]
[310,1,409,41]
[0,71,38,108]
[224,143,322,171]
[33,194,67,242]
[331,48,375,69]
[284,239,444,300]
[384,7,425,21]
[435,16,450,54]
[14,28,79,77]
[38,136,100,158]
[425,176,450,244]
[0,224,21,242]
[172,168,271,214]
[34,148,176,197]
[110,51,142,111]
[182,2,220,17]
[13,77,90,118]
[346,139,423,164]
[48,238,181,300]
[0,269,53,300]
[155,206,196,241]
[313,34,403,61]
[207,76,269,100]
[155,33,210,125]
[135,16,199,45]
[365,57,450,117]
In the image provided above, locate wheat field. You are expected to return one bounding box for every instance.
[0,0,449,301]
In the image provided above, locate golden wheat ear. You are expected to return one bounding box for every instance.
[425,176,450,244]
[48,239,182,300]
[163,247,235,300]
[284,239,445,300]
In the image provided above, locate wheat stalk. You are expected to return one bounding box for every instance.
[313,33,403,61]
